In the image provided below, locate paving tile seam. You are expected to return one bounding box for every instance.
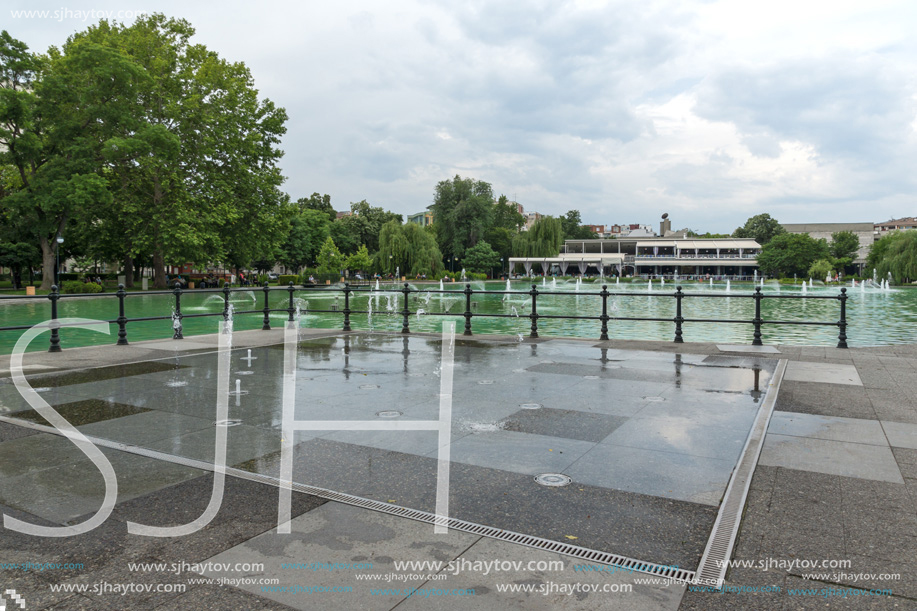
[0,412,700,586]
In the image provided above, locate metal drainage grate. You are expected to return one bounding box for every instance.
[214,419,243,427]
[535,473,572,487]
[520,403,542,410]
[0,413,698,586]
[583,375,600,380]
[359,384,380,389]
[693,359,788,589]
[165,381,189,388]
[376,410,402,418]
[642,396,665,402]
[477,380,494,385]
[236,371,255,376]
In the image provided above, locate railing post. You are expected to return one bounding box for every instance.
[222,283,231,321]
[529,284,539,339]
[674,286,684,343]
[837,288,848,349]
[401,282,411,334]
[116,284,128,345]
[287,281,296,322]
[172,282,184,340]
[463,283,473,336]
[752,286,763,346]
[599,284,609,341]
[343,282,352,331]
[262,281,271,330]
[48,285,62,352]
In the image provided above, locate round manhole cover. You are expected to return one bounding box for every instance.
[520,403,542,410]
[360,384,380,389]
[377,410,402,418]
[214,419,243,427]
[534,473,572,487]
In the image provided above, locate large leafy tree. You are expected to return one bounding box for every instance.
[376,221,443,276]
[75,15,289,288]
[869,231,917,284]
[315,236,343,281]
[756,233,830,277]
[0,30,146,289]
[429,175,493,258]
[299,193,336,223]
[732,213,786,245]
[492,195,525,231]
[277,208,330,273]
[512,216,563,257]
[338,200,402,253]
[560,210,598,240]
[830,231,860,261]
[463,240,501,275]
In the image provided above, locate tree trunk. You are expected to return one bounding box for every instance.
[11,265,22,290]
[153,249,166,289]
[124,254,134,288]
[39,236,55,291]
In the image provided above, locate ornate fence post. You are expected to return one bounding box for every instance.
[222,283,231,321]
[401,282,411,334]
[172,282,184,340]
[262,281,271,330]
[116,284,129,345]
[674,286,684,343]
[343,282,352,331]
[48,285,62,352]
[287,281,296,322]
[599,284,610,341]
[529,284,539,339]
[837,287,848,349]
[752,286,763,346]
[463,283,473,336]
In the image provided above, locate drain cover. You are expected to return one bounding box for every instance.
[643,396,666,402]
[377,410,402,418]
[408,373,425,377]
[165,380,188,388]
[583,375,600,380]
[214,419,243,427]
[512,368,527,373]
[478,380,494,385]
[360,384,380,389]
[236,370,255,376]
[535,473,572,487]
[33,387,51,392]
[520,403,542,410]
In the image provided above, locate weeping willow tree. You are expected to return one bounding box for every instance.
[870,230,917,284]
[512,216,563,257]
[376,221,444,276]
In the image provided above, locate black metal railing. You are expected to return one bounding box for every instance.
[1,281,850,352]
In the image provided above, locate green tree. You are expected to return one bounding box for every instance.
[278,208,330,272]
[870,231,917,284]
[463,240,501,275]
[329,220,361,255]
[808,259,835,280]
[483,227,513,269]
[0,29,145,289]
[429,175,493,258]
[345,245,372,275]
[732,213,786,245]
[299,193,336,223]
[560,210,597,240]
[316,236,343,282]
[830,231,860,261]
[338,200,401,253]
[512,216,564,257]
[492,195,525,231]
[756,233,830,277]
[376,221,443,277]
[76,15,288,288]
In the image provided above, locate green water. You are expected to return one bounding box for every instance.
[0,280,912,353]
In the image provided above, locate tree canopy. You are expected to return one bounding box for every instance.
[869,231,917,284]
[733,213,786,245]
[756,233,830,278]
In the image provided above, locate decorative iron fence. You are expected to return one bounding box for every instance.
[0,281,849,352]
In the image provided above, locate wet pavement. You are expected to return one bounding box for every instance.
[0,329,914,609]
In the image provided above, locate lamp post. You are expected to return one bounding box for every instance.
[55,234,64,287]
[500,257,504,278]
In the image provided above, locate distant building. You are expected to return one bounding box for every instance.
[781,222,874,265]
[875,217,917,233]
[583,224,605,235]
[407,211,433,227]
[523,212,542,231]
[336,210,351,220]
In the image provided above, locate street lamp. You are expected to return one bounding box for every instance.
[451,256,457,274]
[55,233,64,288]
[500,257,504,278]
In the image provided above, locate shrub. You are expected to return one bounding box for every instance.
[61,281,103,294]
[278,274,298,286]
[82,282,104,293]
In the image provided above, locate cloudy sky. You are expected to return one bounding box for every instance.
[7,0,917,232]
